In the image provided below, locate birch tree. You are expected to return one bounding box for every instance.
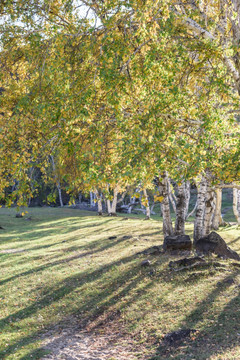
[50,155,64,207]
[175,182,189,235]
[194,175,208,243]
[212,188,225,230]
[142,188,151,220]
[157,173,174,237]
[233,188,240,225]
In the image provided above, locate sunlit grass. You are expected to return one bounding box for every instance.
[0,207,239,360]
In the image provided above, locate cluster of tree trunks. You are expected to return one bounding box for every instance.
[10,165,240,235]
[155,172,240,240]
[77,177,240,232]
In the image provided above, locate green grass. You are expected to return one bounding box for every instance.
[0,207,240,360]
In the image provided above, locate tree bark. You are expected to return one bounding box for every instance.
[107,186,118,216]
[168,189,177,214]
[150,202,155,215]
[95,190,103,215]
[143,188,150,220]
[107,199,111,214]
[127,196,136,213]
[186,199,198,219]
[185,180,191,219]
[97,198,103,215]
[90,191,95,207]
[127,188,140,213]
[194,175,207,243]
[233,188,240,225]
[212,188,224,230]
[50,155,63,207]
[158,172,174,237]
[202,179,215,236]
[175,182,187,235]
[58,184,64,208]
[111,187,118,215]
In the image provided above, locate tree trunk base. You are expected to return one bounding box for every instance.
[108,212,117,216]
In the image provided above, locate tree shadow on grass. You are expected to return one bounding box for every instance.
[0,218,115,245]
[0,233,109,268]
[18,278,156,360]
[0,220,136,269]
[0,234,140,286]
[0,250,169,330]
[228,236,240,246]
[139,230,163,237]
[0,211,165,359]
[0,249,164,359]
[149,269,240,360]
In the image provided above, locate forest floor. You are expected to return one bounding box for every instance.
[0,207,240,360]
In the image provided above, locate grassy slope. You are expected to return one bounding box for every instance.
[0,207,240,360]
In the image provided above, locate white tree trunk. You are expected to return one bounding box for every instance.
[194,175,207,243]
[107,199,111,214]
[186,199,198,219]
[143,188,150,220]
[107,186,118,216]
[127,196,136,213]
[175,182,187,235]
[167,178,176,213]
[127,188,140,213]
[202,180,215,237]
[238,190,240,214]
[90,191,95,207]
[111,187,118,215]
[97,199,103,215]
[150,202,155,215]
[140,194,144,209]
[95,190,103,215]
[57,183,64,208]
[168,190,177,214]
[50,155,63,207]
[158,173,174,237]
[233,188,240,225]
[212,188,224,230]
[185,180,191,219]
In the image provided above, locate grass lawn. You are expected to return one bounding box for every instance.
[0,207,240,360]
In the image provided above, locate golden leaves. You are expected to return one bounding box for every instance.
[154,195,164,202]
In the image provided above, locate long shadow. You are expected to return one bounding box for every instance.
[5,223,126,248]
[0,219,115,245]
[0,227,108,265]
[150,269,240,360]
[0,221,131,268]
[0,329,48,360]
[138,230,163,237]
[0,231,124,269]
[0,253,136,328]
[18,280,157,360]
[0,250,163,359]
[0,210,165,358]
[228,236,240,245]
[0,235,135,286]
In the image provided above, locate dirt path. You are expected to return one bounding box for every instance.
[41,321,148,360]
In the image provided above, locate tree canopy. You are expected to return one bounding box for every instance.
[0,0,239,207]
